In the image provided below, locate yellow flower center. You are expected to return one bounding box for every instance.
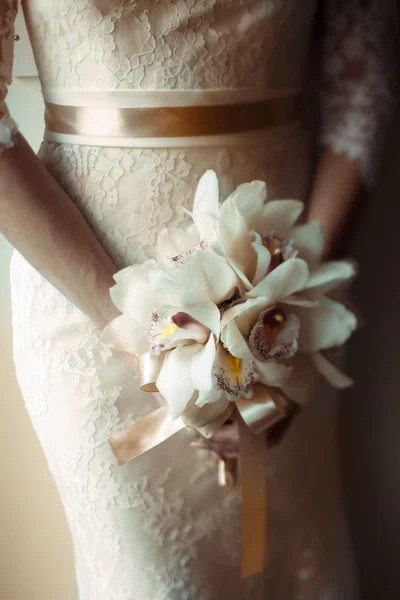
[227,353,242,379]
[159,323,178,338]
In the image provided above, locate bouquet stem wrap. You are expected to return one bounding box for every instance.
[109,352,289,580]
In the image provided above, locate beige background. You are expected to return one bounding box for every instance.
[1,17,400,600]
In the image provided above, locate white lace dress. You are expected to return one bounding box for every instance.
[0,1,397,599]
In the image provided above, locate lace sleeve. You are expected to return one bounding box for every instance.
[0,0,19,154]
[320,0,398,184]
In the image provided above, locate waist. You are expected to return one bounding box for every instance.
[43,89,304,148]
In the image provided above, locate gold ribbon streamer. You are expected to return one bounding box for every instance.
[238,414,268,579]
[45,95,303,139]
[109,354,289,579]
[109,405,185,466]
[235,386,289,579]
[138,352,164,392]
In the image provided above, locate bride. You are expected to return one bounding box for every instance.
[0,1,397,598]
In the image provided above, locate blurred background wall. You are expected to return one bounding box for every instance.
[341,100,400,599]
[1,9,399,600]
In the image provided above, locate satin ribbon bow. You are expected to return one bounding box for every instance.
[108,352,290,579]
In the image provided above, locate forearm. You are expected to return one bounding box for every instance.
[0,133,120,330]
[307,146,363,259]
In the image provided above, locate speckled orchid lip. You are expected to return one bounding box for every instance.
[213,343,259,401]
[148,308,211,354]
[249,306,300,362]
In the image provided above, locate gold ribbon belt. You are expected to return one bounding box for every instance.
[109,352,291,580]
[44,94,303,139]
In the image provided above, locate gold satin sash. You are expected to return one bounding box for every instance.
[108,352,290,580]
[44,94,303,139]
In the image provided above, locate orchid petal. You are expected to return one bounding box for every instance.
[156,227,200,263]
[148,306,184,354]
[218,197,254,276]
[224,180,267,229]
[290,221,325,265]
[192,170,220,242]
[282,294,319,307]
[223,297,269,337]
[257,200,304,237]
[112,259,157,285]
[213,344,259,400]
[149,310,209,355]
[189,334,216,392]
[305,261,357,298]
[249,309,299,362]
[180,289,221,337]
[210,242,253,291]
[221,319,254,360]
[171,312,211,345]
[156,346,199,419]
[311,352,353,389]
[195,387,225,408]
[220,302,247,331]
[255,360,293,387]
[295,297,358,352]
[186,393,231,429]
[101,314,148,356]
[225,256,253,291]
[183,250,239,305]
[247,258,310,304]
[110,268,157,326]
[149,270,182,307]
[250,231,272,286]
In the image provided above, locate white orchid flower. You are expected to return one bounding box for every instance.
[217,178,325,289]
[156,170,220,266]
[158,169,325,289]
[101,259,217,353]
[281,259,358,395]
[190,257,310,410]
[193,320,293,409]
[220,257,358,402]
[102,251,245,420]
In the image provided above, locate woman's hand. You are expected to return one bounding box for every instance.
[190,418,240,460]
[190,403,301,463]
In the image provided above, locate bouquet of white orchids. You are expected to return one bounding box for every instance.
[103,170,357,579]
[103,170,357,432]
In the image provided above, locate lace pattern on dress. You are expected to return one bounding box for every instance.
[321,0,398,183]
[0,0,18,155]
[9,135,360,600]
[2,0,397,597]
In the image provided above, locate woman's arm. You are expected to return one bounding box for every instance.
[307,147,363,259]
[0,134,120,330]
[0,2,122,331]
[308,0,398,258]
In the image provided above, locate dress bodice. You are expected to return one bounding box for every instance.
[22,0,319,93]
[0,0,398,179]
